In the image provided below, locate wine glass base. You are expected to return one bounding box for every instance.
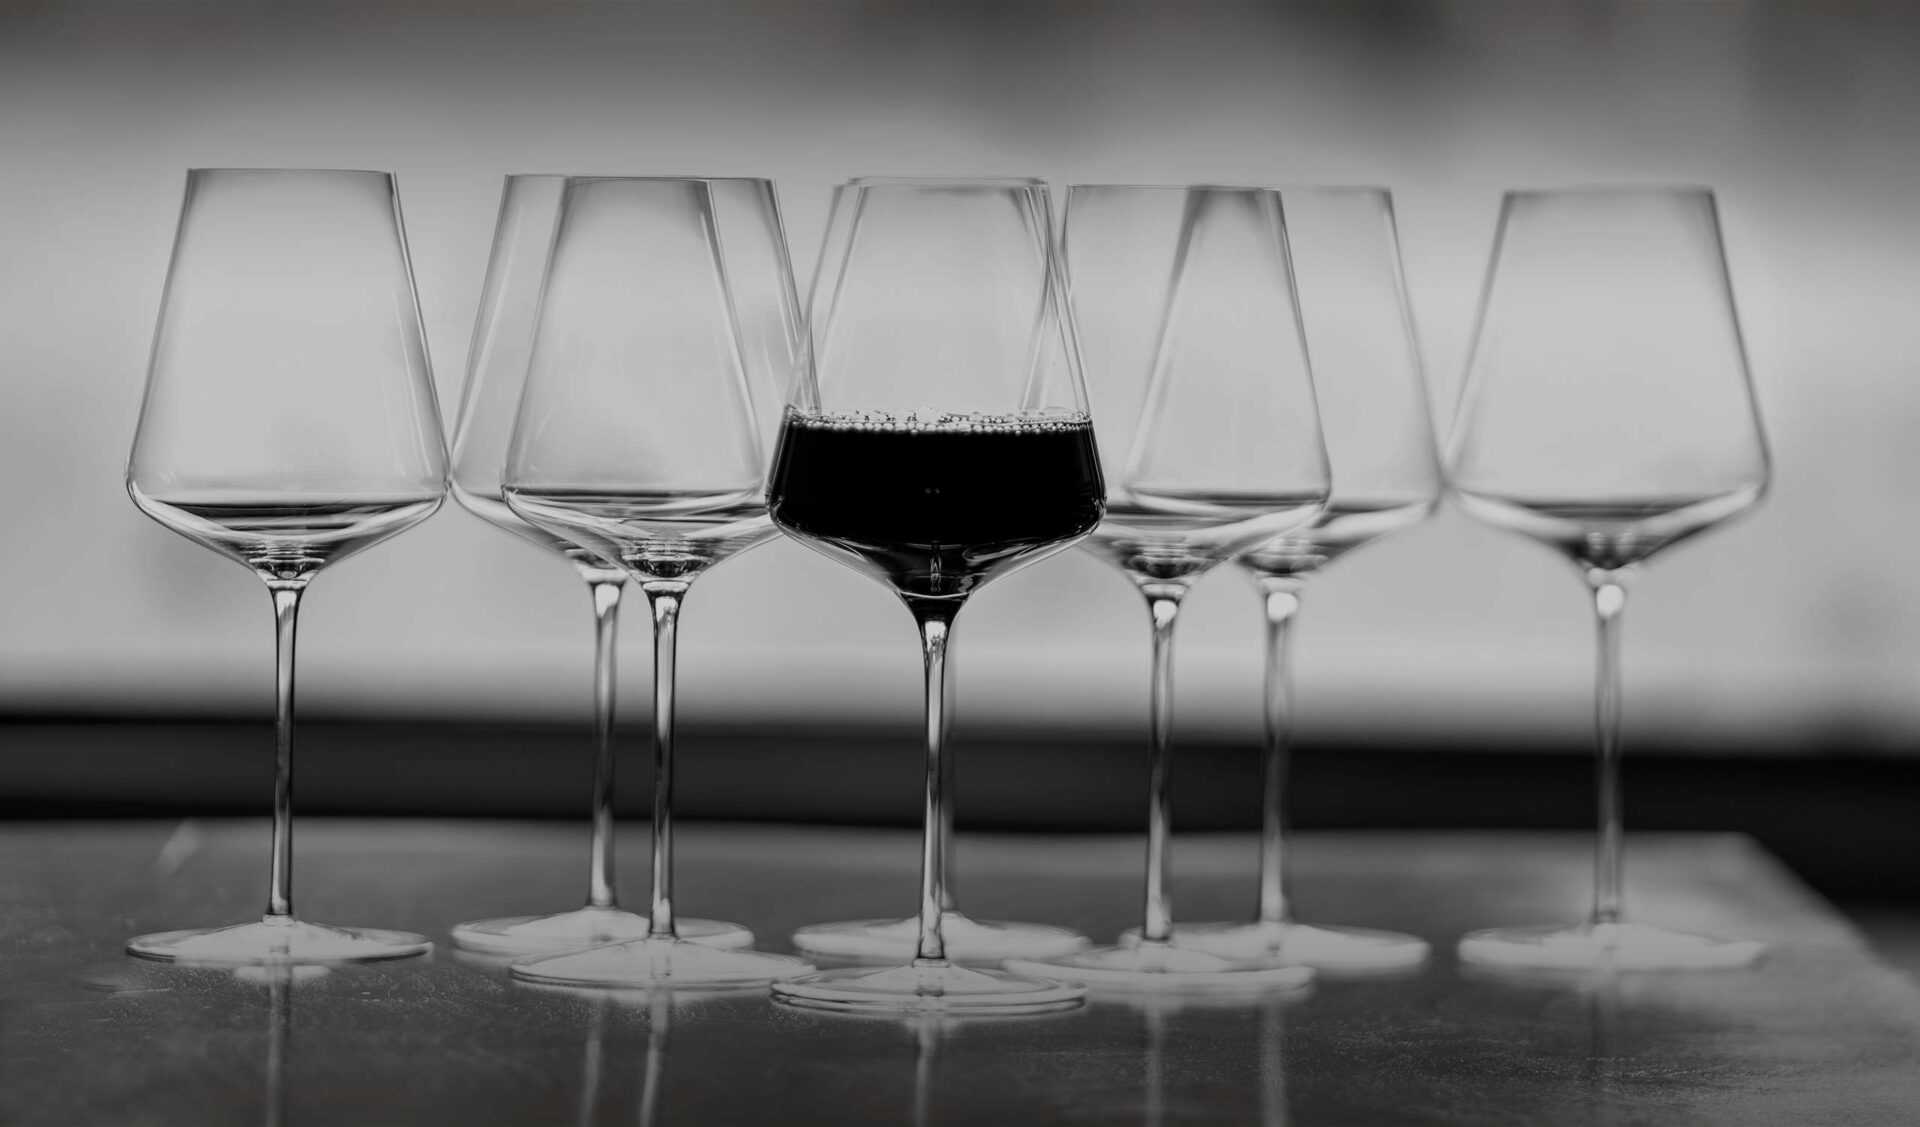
[772,962,1085,1015]
[451,908,752,956]
[1121,920,1429,971]
[1457,921,1764,971]
[510,937,814,989]
[791,913,1089,962]
[127,917,432,965]
[1007,944,1316,994]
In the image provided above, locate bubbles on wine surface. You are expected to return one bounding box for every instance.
[782,408,1093,436]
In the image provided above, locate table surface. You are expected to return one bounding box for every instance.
[1,820,1917,1126]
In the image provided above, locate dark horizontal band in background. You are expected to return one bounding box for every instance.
[3,715,1917,904]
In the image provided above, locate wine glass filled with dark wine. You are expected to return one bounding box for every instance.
[1448,186,1771,970]
[1007,185,1330,992]
[125,168,447,964]
[447,175,799,957]
[768,177,1105,1014]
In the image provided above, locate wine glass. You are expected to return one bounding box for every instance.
[447,175,797,956]
[1132,188,1440,971]
[767,177,1105,1013]
[125,168,446,963]
[1005,184,1328,991]
[498,176,812,988]
[1447,186,1771,969]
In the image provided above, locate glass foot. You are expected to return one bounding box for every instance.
[1007,943,1316,993]
[451,907,752,956]
[791,912,1088,962]
[1122,920,1429,971]
[773,961,1085,1015]
[127,917,432,965]
[1458,921,1764,970]
[510,936,814,989]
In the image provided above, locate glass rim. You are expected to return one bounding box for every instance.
[186,167,393,178]
[1065,182,1298,199]
[841,175,1047,189]
[504,173,777,186]
[1067,182,1397,198]
[1276,183,1392,199]
[1502,183,1716,201]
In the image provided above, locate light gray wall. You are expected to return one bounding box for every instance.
[2,1,1914,749]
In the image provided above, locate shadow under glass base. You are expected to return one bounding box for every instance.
[1007,943,1317,993]
[127,917,433,965]
[1122,920,1429,971]
[773,962,1085,1015]
[1457,921,1764,971]
[510,936,814,989]
[451,908,752,957]
[791,912,1088,963]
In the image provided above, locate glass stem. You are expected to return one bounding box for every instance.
[265,581,304,921]
[1588,572,1629,928]
[908,598,961,965]
[584,577,625,911]
[938,636,957,913]
[1141,590,1186,946]
[644,582,688,940]
[1256,580,1303,928]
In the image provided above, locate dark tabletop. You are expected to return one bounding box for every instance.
[1,820,1917,1126]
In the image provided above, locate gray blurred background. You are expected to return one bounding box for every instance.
[2,2,1917,874]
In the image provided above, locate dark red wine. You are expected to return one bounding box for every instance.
[768,410,1105,600]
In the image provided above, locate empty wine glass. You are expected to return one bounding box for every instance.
[498,176,812,988]
[1006,185,1329,991]
[1447,186,1771,969]
[768,177,1104,1013]
[1135,188,1440,971]
[447,175,797,956]
[125,168,446,963]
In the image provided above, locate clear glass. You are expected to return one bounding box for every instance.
[1446,186,1771,969]
[125,168,446,964]
[1136,188,1439,971]
[767,177,1103,1013]
[499,176,811,988]
[447,175,798,956]
[1006,185,1329,992]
